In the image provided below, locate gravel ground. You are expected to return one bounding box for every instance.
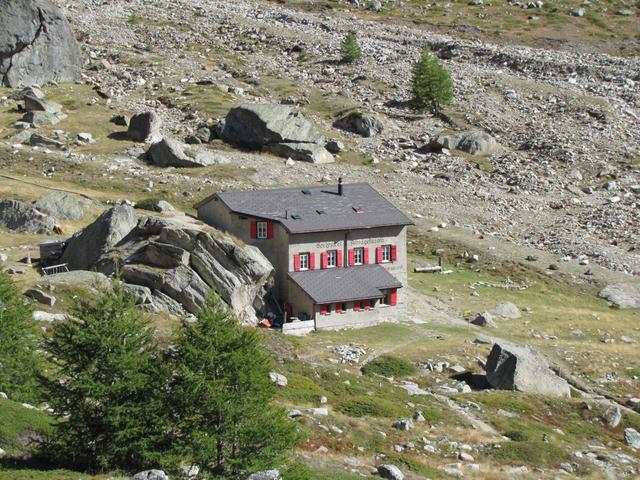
[46,0,640,275]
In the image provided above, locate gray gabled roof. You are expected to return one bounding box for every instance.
[288,265,402,304]
[197,182,412,234]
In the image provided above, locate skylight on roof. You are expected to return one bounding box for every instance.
[291,213,302,220]
[302,189,312,195]
[352,206,363,213]
[316,209,326,215]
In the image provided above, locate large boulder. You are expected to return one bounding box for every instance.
[220,103,333,163]
[599,283,640,309]
[247,470,281,480]
[60,205,138,270]
[147,137,229,168]
[131,471,168,480]
[33,191,90,220]
[485,341,571,397]
[491,301,522,319]
[0,199,56,233]
[127,112,162,143]
[430,129,499,156]
[334,112,384,137]
[0,0,82,87]
[221,103,323,147]
[377,464,404,480]
[64,210,275,323]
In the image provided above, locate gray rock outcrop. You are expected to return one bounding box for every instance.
[485,341,571,397]
[60,204,138,270]
[491,301,522,319]
[220,103,333,163]
[147,137,229,168]
[430,129,499,156]
[0,0,82,87]
[599,283,640,309]
[471,311,496,328]
[334,112,384,137]
[33,191,90,220]
[127,112,162,143]
[625,428,640,449]
[377,464,404,480]
[247,470,281,480]
[62,209,274,323]
[131,470,169,480]
[0,199,57,233]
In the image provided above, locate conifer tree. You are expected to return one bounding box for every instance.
[42,283,167,472]
[0,271,42,403]
[341,31,362,63]
[169,294,300,477]
[411,47,454,114]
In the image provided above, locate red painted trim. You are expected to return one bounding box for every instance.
[391,244,397,262]
[267,222,274,239]
[293,253,300,272]
[250,221,257,239]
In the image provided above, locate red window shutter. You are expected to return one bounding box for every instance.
[309,252,316,270]
[335,303,342,313]
[363,247,369,264]
[337,252,344,268]
[348,249,355,266]
[293,253,300,272]
[250,221,257,239]
[364,299,371,311]
[267,222,274,239]
[376,246,383,264]
[353,301,360,312]
[319,304,327,316]
[390,289,398,306]
[391,245,397,262]
[321,252,328,269]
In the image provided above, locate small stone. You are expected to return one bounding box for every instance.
[458,452,475,462]
[393,419,413,431]
[377,464,404,480]
[269,372,288,387]
[25,288,56,306]
[76,132,95,144]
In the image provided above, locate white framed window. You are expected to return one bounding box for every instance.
[256,221,268,239]
[327,249,337,268]
[381,244,391,262]
[299,252,310,271]
[353,247,364,265]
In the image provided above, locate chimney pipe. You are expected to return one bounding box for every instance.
[338,177,343,196]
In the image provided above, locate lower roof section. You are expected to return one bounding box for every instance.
[288,265,402,304]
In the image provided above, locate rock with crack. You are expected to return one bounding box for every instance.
[219,103,333,163]
[599,283,640,309]
[147,137,229,168]
[0,0,82,87]
[430,129,499,156]
[334,112,384,137]
[127,111,162,143]
[28,133,64,149]
[63,209,274,323]
[485,341,571,397]
[33,191,90,221]
[0,199,57,233]
[60,204,138,270]
[377,464,404,480]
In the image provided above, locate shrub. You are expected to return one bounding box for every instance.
[337,395,405,418]
[504,430,529,442]
[0,271,43,403]
[361,355,417,378]
[411,47,453,114]
[341,31,362,63]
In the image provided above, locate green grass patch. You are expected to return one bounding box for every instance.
[468,392,536,414]
[337,395,407,418]
[127,13,141,25]
[488,440,565,466]
[0,398,54,456]
[0,470,126,480]
[361,355,417,378]
[624,413,640,431]
[277,374,325,405]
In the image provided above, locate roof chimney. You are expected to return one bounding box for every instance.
[338,177,343,196]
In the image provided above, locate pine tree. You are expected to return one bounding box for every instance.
[0,271,42,403]
[411,47,454,114]
[42,283,167,472]
[169,294,300,477]
[341,31,362,63]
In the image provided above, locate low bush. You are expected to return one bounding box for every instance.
[337,395,405,418]
[361,355,416,378]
